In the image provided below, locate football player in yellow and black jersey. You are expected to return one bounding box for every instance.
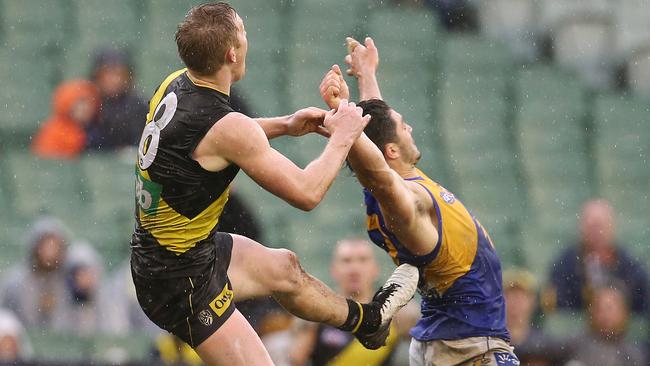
[291,239,419,366]
[319,38,520,365]
[130,3,418,365]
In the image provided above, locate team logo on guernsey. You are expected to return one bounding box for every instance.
[439,190,456,204]
[135,168,162,215]
[198,310,213,326]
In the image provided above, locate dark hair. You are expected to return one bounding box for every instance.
[175,2,240,76]
[358,99,398,153]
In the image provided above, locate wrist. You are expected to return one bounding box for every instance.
[356,68,378,79]
[329,129,356,148]
[283,114,293,135]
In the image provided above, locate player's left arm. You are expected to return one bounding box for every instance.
[254,107,331,140]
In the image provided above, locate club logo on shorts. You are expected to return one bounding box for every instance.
[440,190,456,204]
[209,283,234,317]
[495,352,520,366]
[198,310,213,326]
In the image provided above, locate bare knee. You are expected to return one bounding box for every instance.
[270,249,305,294]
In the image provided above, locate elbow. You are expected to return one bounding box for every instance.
[293,191,323,211]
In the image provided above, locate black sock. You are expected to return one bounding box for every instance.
[337,299,381,334]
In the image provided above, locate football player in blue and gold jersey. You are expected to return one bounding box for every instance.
[319,37,519,365]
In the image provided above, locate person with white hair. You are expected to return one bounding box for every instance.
[0,308,33,362]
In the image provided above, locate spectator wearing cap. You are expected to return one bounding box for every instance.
[86,48,147,151]
[503,268,567,366]
[0,309,33,362]
[545,199,650,316]
[0,217,69,328]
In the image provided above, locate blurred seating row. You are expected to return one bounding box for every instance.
[479,0,650,93]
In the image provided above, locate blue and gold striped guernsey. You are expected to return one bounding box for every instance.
[364,168,509,341]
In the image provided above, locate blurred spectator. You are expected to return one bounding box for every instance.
[565,285,645,366]
[503,268,566,366]
[31,80,99,159]
[0,217,68,328]
[151,334,203,366]
[424,0,478,32]
[545,199,650,314]
[100,260,159,337]
[0,309,32,363]
[86,48,147,151]
[258,301,294,366]
[52,242,105,335]
[291,239,418,366]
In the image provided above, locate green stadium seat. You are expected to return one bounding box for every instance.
[26,328,153,362]
[514,65,593,275]
[76,153,135,266]
[365,6,439,63]
[441,34,511,73]
[0,0,71,47]
[5,152,90,221]
[0,49,57,147]
[62,0,146,79]
[592,94,649,258]
[134,0,195,94]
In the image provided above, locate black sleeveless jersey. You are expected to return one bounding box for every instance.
[130,68,240,278]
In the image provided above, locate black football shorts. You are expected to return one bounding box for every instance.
[132,232,236,347]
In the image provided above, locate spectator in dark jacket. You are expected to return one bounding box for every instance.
[86,48,147,151]
[545,199,650,315]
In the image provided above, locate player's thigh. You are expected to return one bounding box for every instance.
[227,234,303,300]
[195,309,274,366]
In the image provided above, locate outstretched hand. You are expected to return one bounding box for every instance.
[287,107,331,137]
[345,36,379,78]
[319,64,350,110]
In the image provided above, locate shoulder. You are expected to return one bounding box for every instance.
[205,112,263,139]
[406,180,435,211]
[200,112,268,157]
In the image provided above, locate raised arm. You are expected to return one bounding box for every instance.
[345,37,382,101]
[320,64,438,255]
[320,67,421,233]
[193,100,370,211]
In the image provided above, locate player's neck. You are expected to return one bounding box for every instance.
[186,69,231,96]
[389,161,419,180]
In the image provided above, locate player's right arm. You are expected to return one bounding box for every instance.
[345,37,382,101]
[193,100,370,211]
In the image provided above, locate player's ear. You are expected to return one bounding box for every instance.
[226,47,237,63]
[384,143,400,160]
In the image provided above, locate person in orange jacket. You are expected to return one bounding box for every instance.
[32,80,99,159]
